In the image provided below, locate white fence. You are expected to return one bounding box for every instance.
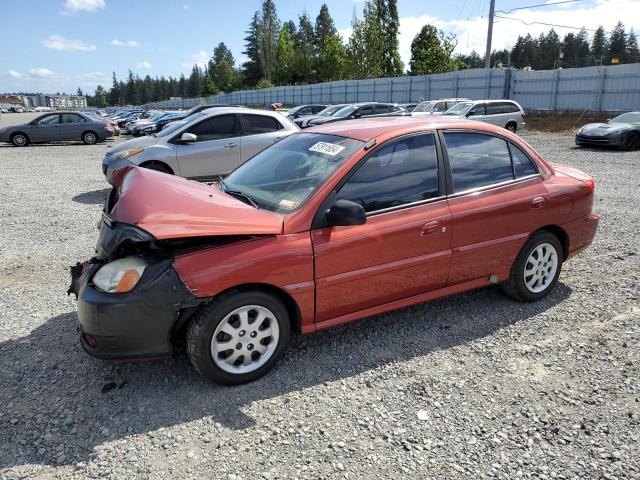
[144,63,640,113]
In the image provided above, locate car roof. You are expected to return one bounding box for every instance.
[305,116,507,142]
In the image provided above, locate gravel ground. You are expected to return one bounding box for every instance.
[0,113,638,479]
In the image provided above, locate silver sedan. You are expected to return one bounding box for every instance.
[102,108,298,180]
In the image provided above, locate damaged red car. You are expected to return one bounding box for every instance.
[71,117,599,385]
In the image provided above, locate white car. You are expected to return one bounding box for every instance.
[412,98,470,116]
[441,99,526,133]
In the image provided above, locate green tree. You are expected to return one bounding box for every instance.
[257,78,273,89]
[201,75,219,96]
[408,25,458,75]
[109,72,120,106]
[273,26,295,85]
[314,3,337,51]
[93,85,106,107]
[591,26,608,65]
[257,0,280,81]
[537,29,561,69]
[293,12,316,83]
[242,12,263,87]
[608,21,626,63]
[125,70,140,105]
[209,42,237,92]
[490,49,510,67]
[372,0,403,76]
[178,73,187,97]
[457,50,484,68]
[626,29,640,63]
[317,33,347,81]
[187,65,202,97]
[76,87,83,96]
[346,4,385,79]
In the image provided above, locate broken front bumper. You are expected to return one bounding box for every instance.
[70,258,200,361]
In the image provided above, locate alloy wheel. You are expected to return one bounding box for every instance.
[210,305,280,374]
[523,242,558,293]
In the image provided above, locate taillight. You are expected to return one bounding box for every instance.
[586,178,595,194]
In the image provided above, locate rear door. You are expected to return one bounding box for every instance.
[441,130,547,285]
[485,103,510,127]
[312,132,451,323]
[239,113,286,162]
[355,104,375,118]
[58,113,85,140]
[175,113,240,179]
[30,114,62,142]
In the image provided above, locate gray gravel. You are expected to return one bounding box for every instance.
[0,113,639,479]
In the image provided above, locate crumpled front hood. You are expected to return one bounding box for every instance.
[108,166,284,240]
[580,122,630,135]
[105,135,160,155]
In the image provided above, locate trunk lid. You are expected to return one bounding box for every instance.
[108,166,283,239]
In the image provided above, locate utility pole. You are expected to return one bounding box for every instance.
[484,0,496,68]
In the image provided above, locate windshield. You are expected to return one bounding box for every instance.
[610,112,640,125]
[412,101,435,113]
[320,104,346,116]
[154,119,188,137]
[222,133,364,213]
[333,105,358,117]
[287,106,303,116]
[443,102,473,116]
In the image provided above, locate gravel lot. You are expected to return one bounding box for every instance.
[0,112,638,479]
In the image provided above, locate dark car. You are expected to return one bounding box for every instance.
[306,102,403,127]
[0,112,113,146]
[294,104,348,128]
[287,104,327,119]
[575,112,640,150]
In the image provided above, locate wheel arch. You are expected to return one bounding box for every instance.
[140,160,174,174]
[534,225,569,261]
[10,131,30,141]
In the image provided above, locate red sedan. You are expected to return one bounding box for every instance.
[71,117,599,385]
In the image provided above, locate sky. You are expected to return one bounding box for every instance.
[1,0,639,95]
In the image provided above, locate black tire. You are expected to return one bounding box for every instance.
[11,133,29,147]
[623,132,640,151]
[187,290,290,385]
[142,162,172,174]
[501,230,563,302]
[506,122,517,133]
[82,131,98,145]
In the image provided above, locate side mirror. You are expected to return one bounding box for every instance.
[465,110,473,117]
[327,199,366,227]
[180,132,197,143]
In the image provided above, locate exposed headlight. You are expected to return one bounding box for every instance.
[92,257,147,293]
[111,148,144,160]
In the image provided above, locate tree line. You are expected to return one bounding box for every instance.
[85,0,639,107]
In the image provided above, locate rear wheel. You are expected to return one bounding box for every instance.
[623,132,640,150]
[502,231,563,302]
[11,133,29,147]
[187,290,290,385]
[82,131,98,145]
[506,122,517,133]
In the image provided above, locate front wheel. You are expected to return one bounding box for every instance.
[82,131,98,145]
[502,231,563,302]
[623,132,640,151]
[187,290,290,385]
[11,133,29,147]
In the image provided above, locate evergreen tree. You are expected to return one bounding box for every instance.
[293,12,316,83]
[608,21,626,63]
[201,75,219,96]
[409,24,458,75]
[317,34,347,81]
[273,26,295,85]
[490,49,510,67]
[125,70,140,105]
[626,29,640,63]
[374,0,403,76]
[242,12,262,87]
[76,87,83,96]
[346,4,385,79]
[284,20,297,36]
[457,50,484,68]
[178,74,187,97]
[575,29,591,67]
[187,65,202,97]
[537,29,561,69]
[257,0,280,81]
[314,4,337,51]
[209,42,237,92]
[591,26,608,65]
[93,85,106,107]
[109,72,121,106]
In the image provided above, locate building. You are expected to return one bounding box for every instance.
[2,93,87,109]
[45,95,87,109]
[0,95,23,109]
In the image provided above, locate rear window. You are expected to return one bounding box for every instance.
[444,132,513,192]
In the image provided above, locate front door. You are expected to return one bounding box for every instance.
[31,114,62,142]
[176,113,240,179]
[312,132,452,323]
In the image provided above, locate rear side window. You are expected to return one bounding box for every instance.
[311,105,326,114]
[444,132,513,192]
[242,114,283,135]
[510,144,538,177]
[357,105,375,116]
[188,114,236,142]
[37,115,60,125]
[376,105,391,114]
[337,133,439,212]
[61,113,84,123]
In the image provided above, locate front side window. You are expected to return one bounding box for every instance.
[337,133,439,213]
[242,114,283,135]
[444,132,513,192]
[223,133,363,213]
[187,114,236,142]
[376,105,391,114]
[357,105,375,116]
[433,102,447,112]
[467,104,486,116]
[37,115,60,125]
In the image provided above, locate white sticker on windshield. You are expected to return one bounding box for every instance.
[279,199,298,209]
[309,141,345,156]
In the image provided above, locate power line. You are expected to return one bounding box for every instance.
[494,14,597,32]
[496,0,584,14]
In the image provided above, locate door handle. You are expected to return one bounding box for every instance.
[421,221,444,236]
[224,143,238,149]
[531,197,546,209]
